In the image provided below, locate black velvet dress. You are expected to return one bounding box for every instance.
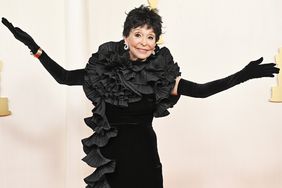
[39,38,277,188]
[81,40,181,188]
[101,96,163,188]
[39,40,181,188]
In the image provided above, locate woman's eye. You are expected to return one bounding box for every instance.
[134,33,141,37]
[148,36,155,40]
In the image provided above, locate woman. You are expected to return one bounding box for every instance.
[2,5,279,188]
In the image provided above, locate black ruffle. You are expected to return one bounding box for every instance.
[82,40,181,187]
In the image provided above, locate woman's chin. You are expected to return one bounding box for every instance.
[129,51,151,61]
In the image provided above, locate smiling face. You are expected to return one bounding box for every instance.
[124,25,157,61]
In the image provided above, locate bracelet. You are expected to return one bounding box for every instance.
[33,48,43,58]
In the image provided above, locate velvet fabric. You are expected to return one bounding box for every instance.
[82,40,181,187]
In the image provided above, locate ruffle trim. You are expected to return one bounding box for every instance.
[82,40,181,187]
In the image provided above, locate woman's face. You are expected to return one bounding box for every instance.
[124,25,156,61]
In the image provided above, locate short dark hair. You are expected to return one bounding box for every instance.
[123,5,162,41]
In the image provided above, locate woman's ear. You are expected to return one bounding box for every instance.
[123,37,129,50]
[123,37,128,45]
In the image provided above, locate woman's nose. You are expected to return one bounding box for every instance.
[141,37,147,46]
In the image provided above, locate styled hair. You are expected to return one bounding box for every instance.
[123,5,162,41]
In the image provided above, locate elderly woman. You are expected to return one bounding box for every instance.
[2,5,279,188]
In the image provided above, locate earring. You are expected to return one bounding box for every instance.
[124,44,129,50]
[153,46,159,56]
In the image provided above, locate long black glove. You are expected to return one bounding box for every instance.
[2,17,39,54]
[2,17,84,85]
[177,57,280,98]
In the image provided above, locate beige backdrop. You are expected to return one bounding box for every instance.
[0,0,282,188]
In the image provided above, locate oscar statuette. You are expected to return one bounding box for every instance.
[0,60,11,116]
[270,48,282,102]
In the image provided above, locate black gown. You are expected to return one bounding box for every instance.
[39,40,181,188]
[102,96,163,188]
[38,39,279,188]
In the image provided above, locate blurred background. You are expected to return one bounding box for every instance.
[0,0,282,187]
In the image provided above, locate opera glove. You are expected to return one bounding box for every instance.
[177,57,280,98]
[2,17,39,54]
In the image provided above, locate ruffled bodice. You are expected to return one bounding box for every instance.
[82,40,181,188]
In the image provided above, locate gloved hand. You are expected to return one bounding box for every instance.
[1,17,84,85]
[238,57,279,81]
[177,57,280,98]
[2,17,39,54]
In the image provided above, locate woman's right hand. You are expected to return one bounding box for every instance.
[2,17,39,54]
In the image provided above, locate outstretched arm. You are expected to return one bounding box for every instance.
[38,51,85,85]
[2,17,84,86]
[172,57,280,97]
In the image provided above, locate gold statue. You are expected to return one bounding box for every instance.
[147,0,158,10]
[0,60,11,116]
[270,48,282,102]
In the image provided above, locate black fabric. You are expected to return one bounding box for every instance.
[3,17,280,188]
[2,17,85,85]
[2,17,39,54]
[30,40,175,188]
[38,51,85,85]
[177,57,279,98]
[82,40,181,188]
[101,96,163,188]
[103,123,163,188]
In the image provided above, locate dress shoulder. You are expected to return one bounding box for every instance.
[97,41,123,53]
